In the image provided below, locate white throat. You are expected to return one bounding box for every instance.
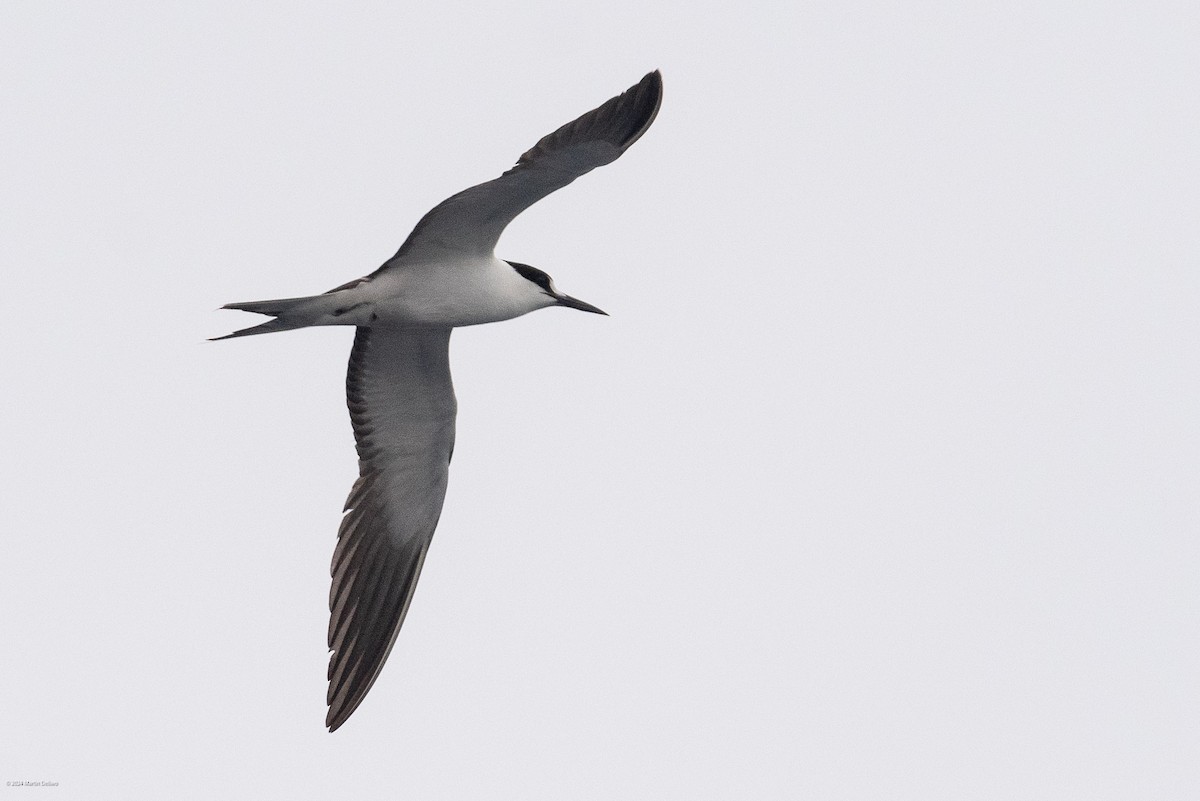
[359,255,555,327]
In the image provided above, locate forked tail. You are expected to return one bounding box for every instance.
[211,294,335,340]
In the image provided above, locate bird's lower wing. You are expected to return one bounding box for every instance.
[326,325,457,731]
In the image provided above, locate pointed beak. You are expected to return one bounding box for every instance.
[555,294,608,316]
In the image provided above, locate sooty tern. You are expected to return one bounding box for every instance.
[216,70,662,731]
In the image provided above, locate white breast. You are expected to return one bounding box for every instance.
[364,254,551,327]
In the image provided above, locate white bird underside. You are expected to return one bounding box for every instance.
[218,71,662,731]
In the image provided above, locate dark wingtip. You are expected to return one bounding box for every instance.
[326,698,358,732]
[513,69,665,169]
[618,70,664,154]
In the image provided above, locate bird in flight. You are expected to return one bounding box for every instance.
[216,71,663,731]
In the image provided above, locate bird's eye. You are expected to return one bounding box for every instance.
[509,261,555,294]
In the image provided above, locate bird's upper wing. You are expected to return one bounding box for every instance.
[326,325,456,732]
[383,70,663,263]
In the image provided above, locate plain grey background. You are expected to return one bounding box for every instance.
[3,1,1197,798]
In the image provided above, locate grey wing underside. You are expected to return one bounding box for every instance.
[326,325,457,732]
[383,69,663,263]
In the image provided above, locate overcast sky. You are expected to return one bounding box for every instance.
[3,1,1198,798]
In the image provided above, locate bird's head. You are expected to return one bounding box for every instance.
[507,261,607,316]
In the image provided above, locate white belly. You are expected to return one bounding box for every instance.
[364,255,544,327]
